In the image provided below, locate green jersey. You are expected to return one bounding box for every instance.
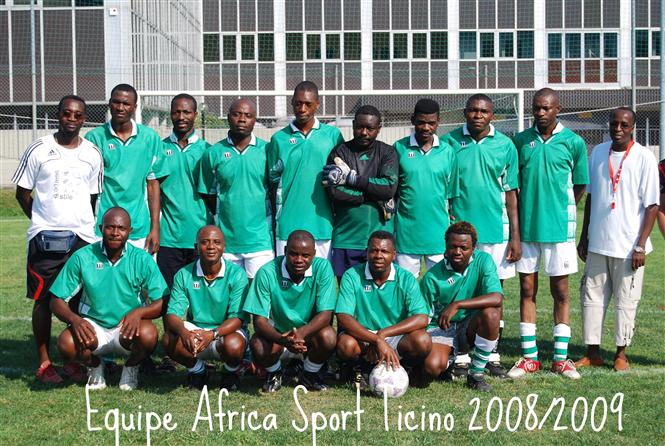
[198,134,272,253]
[394,133,460,254]
[242,256,337,333]
[442,124,519,244]
[335,263,430,331]
[160,132,210,249]
[167,259,249,329]
[85,121,168,239]
[268,119,345,240]
[513,123,589,243]
[420,250,502,327]
[50,242,169,329]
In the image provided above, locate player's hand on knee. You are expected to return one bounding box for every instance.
[438,303,458,330]
[118,309,143,340]
[71,317,97,349]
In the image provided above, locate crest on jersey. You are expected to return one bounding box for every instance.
[193,281,200,289]
[166,149,173,156]
[529,141,536,148]
[108,143,116,150]
[96,262,103,270]
[289,138,297,144]
[364,284,372,292]
[281,279,289,288]
[408,151,415,158]
[461,141,466,148]
[224,152,231,159]
[447,277,455,285]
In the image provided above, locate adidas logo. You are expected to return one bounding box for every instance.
[47,149,57,157]
[359,154,369,161]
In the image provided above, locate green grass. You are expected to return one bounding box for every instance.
[1,192,664,445]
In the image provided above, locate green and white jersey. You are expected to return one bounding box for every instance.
[198,134,272,253]
[167,259,249,329]
[420,250,502,327]
[335,263,430,331]
[50,242,169,329]
[442,124,519,244]
[393,133,460,255]
[268,119,345,241]
[85,120,169,239]
[242,256,337,333]
[513,123,589,243]
[160,132,210,249]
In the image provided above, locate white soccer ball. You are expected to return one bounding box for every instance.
[369,363,409,398]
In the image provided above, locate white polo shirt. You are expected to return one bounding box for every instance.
[12,134,103,243]
[587,140,660,259]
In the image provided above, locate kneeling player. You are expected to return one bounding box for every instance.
[421,222,503,392]
[50,207,169,391]
[243,230,337,392]
[162,225,249,391]
[336,231,431,389]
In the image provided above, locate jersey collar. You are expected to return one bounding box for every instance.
[281,257,313,283]
[534,121,564,143]
[99,241,128,267]
[462,123,495,144]
[443,253,475,277]
[409,132,440,155]
[107,119,138,141]
[364,262,396,282]
[195,259,226,282]
[226,133,257,155]
[290,118,321,139]
[168,130,199,150]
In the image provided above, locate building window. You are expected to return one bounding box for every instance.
[326,34,340,59]
[393,33,407,59]
[480,33,494,58]
[431,32,448,59]
[584,33,600,58]
[549,33,562,58]
[223,35,236,60]
[286,34,303,61]
[413,33,427,58]
[203,34,219,62]
[258,34,273,61]
[373,32,390,60]
[307,34,321,59]
[344,33,361,60]
[499,32,513,57]
[516,31,533,58]
[241,35,254,60]
[459,32,476,59]
[565,33,581,58]
[653,31,661,57]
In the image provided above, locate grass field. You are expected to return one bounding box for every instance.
[0,188,664,445]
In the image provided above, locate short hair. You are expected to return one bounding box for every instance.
[465,93,493,110]
[110,83,138,103]
[368,230,395,249]
[286,229,315,247]
[171,93,197,111]
[610,106,636,125]
[294,81,319,99]
[355,105,382,123]
[414,98,440,115]
[445,221,478,247]
[533,87,558,103]
[58,95,86,113]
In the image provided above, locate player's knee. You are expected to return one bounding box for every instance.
[250,334,268,358]
[315,325,337,351]
[138,321,158,351]
[481,306,501,328]
[336,334,360,360]
[219,332,246,361]
[410,330,433,357]
[57,329,77,360]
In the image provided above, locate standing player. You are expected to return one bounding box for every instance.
[157,94,210,287]
[508,88,588,380]
[199,99,273,280]
[322,105,398,277]
[49,208,169,391]
[163,225,249,390]
[420,222,503,392]
[12,95,103,383]
[85,83,168,252]
[442,94,520,378]
[394,99,459,278]
[335,231,431,388]
[576,107,659,371]
[242,230,337,392]
[268,81,345,259]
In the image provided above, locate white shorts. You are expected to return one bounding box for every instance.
[477,242,516,280]
[276,239,331,260]
[515,241,578,276]
[86,318,131,357]
[396,253,444,278]
[182,321,249,360]
[223,250,275,279]
[427,317,473,352]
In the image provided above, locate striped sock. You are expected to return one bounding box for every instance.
[188,359,205,374]
[469,335,497,374]
[553,324,571,362]
[519,322,538,360]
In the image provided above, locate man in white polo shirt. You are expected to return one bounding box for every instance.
[576,107,659,372]
[12,95,103,384]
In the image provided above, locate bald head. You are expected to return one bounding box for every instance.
[197,224,224,243]
[102,207,130,227]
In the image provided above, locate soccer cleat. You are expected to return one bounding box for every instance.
[186,369,209,391]
[467,372,492,392]
[283,359,304,384]
[485,361,508,378]
[86,363,107,390]
[62,362,88,383]
[450,362,469,380]
[613,356,630,372]
[119,365,140,391]
[300,370,328,391]
[35,361,63,384]
[155,356,178,374]
[574,356,605,368]
[220,370,240,392]
[261,370,283,393]
[551,359,581,380]
[507,357,541,379]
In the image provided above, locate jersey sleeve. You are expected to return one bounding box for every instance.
[242,267,272,319]
[140,253,170,301]
[477,255,503,296]
[49,253,84,302]
[503,140,519,191]
[88,147,104,195]
[571,135,590,185]
[363,144,399,201]
[227,266,250,321]
[148,132,170,181]
[314,260,338,312]
[267,135,283,185]
[404,272,430,317]
[446,147,460,199]
[166,269,190,319]
[197,147,218,195]
[334,269,358,316]
[327,144,365,205]
[11,143,41,189]
[639,151,661,208]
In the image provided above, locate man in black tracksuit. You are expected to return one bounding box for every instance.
[321,105,399,278]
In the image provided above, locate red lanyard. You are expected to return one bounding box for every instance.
[608,140,634,210]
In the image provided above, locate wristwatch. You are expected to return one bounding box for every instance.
[633,246,645,253]
[211,329,221,341]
